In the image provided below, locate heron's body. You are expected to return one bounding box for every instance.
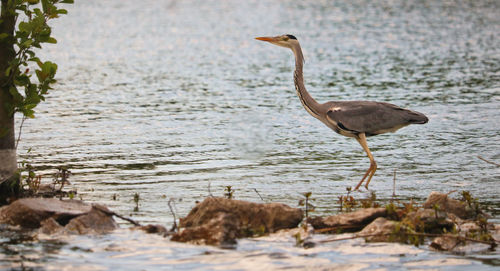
[306,100,427,138]
[256,34,428,190]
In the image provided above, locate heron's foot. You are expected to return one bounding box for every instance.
[364,168,376,190]
[354,163,377,191]
[352,184,371,192]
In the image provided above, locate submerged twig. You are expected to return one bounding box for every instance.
[253,188,264,201]
[319,232,498,248]
[208,182,213,197]
[478,156,500,167]
[392,169,397,197]
[168,198,178,232]
[93,204,141,226]
[314,224,364,234]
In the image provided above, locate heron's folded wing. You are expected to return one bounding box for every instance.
[326,102,411,134]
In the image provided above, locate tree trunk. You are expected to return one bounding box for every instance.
[0,0,21,203]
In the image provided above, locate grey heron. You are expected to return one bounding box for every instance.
[256,34,428,190]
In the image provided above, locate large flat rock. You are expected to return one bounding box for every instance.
[0,198,92,228]
[0,198,117,234]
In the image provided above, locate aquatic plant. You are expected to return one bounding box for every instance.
[360,191,379,208]
[133,193,140,212]
[298,191,315,227]
[53,166,70,192]
[337,186,356,212]
[17,157,75,199]
[224,185,234,199]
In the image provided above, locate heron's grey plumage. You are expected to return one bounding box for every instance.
[325,101,428,137]
[256,34,428,190]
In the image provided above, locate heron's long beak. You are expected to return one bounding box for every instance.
[255,36,276,42]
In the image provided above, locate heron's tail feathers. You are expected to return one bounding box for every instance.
[406,110,429,124]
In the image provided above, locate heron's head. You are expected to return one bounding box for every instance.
[255,34,298,49]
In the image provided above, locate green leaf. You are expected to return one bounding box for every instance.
[15,74,31,86]
[0,33,9,40]
[61,0,74,3]
[28,56,40,63]
[41,0,49,14]
[25,83,37,95]
[46,37,57,43]
[26,50,36,58]
[36,69,47,81]
[21,39,33,48]
[5,66,12,77]
[35,58,44,68]
[42,61,58,75]
[24,103,38,110]
[18,21,32,33]
[15,30,30,40]
[9,86,24,102]
[15,3,28,14]
[23,108,35,118]
[57,9,68,15]
[33,8,43,17]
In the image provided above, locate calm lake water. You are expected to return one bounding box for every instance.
[2,0,500,270]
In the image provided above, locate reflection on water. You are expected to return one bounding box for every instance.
[6,0,500,269]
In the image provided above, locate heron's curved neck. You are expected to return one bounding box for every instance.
[292,44,321,118]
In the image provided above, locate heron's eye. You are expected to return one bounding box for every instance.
[282,36,289,41]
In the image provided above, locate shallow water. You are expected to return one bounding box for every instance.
[1,227,499,271]
[3,0,500,269]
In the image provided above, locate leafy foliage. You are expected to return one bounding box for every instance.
[2,0,73,118]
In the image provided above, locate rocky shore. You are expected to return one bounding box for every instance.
[0,191,498,253]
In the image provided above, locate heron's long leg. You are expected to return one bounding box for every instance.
[354,133,377,190]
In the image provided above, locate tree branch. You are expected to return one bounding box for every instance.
[15,115,26,149]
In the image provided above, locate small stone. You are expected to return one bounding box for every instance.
[64,204,118,234]
[133,224,171,236]
[358,217,399,242]
[492,224,500,243]
[423,192,473,219]
[405,208,454,233]
[39,217,64,235]
[430,236,461,251]
[458,222,480,233]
